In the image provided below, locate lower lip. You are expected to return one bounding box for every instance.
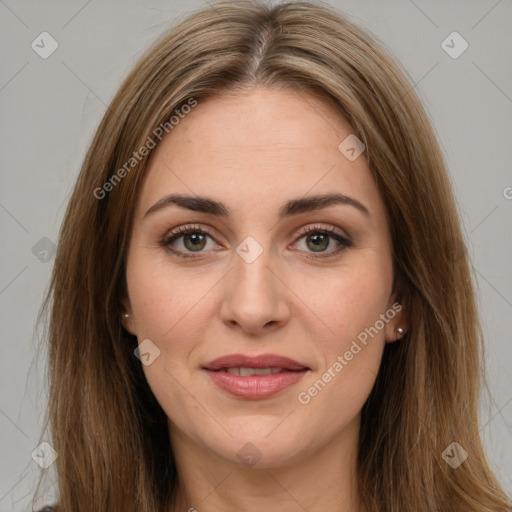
[204,369,308,399]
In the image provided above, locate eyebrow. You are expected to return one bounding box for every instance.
[144,192,370,219]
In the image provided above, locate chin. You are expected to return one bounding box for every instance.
[204,419,310,469]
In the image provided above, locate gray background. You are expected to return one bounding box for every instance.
[1,0,511,510]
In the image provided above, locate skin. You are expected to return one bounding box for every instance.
[122,86,409,512]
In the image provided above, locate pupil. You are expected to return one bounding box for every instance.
[185,233,206,251]
[181,232,330,253]
[309,234,328,251]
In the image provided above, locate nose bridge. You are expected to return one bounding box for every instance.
[232,233,276,297]
[219,233,289,332]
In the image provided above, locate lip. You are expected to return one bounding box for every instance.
[203,353,309,371]
[202,353,310,400]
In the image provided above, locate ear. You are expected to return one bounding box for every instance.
[120,297,137,336]
[384,288,410,344]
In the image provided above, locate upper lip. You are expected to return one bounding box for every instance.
[203,353,309,371]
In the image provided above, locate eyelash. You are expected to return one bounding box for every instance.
[159,223,353,260]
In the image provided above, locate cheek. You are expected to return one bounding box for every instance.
[126,250,206,340]
[126,256,205,418]
[292,255,392,343]
[293,261,390,403]
[125,252,219,406]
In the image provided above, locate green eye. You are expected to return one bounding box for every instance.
[161,224,352,260]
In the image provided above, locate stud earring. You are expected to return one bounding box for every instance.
[395,327,405,341]
[123,313,129,318]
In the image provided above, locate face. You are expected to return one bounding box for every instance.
[122,86,408,468]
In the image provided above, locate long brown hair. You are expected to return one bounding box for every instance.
[34,0,512,510]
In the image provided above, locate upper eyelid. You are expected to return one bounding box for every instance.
[164,222,349,242]
[160,224,352,262]
[296,224,348,236]
[162,223,351,254]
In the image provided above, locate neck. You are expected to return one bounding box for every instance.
[169,414,367,512]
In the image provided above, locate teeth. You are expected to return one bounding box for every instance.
[224,367,283,376]
[254,368,272,375]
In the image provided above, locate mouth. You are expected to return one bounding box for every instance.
[202,353,310,399]
[213,366,294,375]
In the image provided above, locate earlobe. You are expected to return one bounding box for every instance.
[385,279,409,343]
[120,298,136,335]
[385,323,407,343]
[121,312,136,335]
[384,302,409,343]
[394,326,406,341]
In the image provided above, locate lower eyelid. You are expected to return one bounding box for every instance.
[161,230,217,251]
[161,230,351,260]
[294,234,351,258]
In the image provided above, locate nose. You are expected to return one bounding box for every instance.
[218,244,291,336]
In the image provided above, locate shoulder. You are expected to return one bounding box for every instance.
[37,507,56,512]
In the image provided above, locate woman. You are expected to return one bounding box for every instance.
[34,0,512,510]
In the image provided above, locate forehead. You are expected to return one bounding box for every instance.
[154,87,353,162]
[136,87,381,221]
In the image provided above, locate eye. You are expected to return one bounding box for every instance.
[160,223,352,260]
[160,225,220,259]
[292,224,352,259]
